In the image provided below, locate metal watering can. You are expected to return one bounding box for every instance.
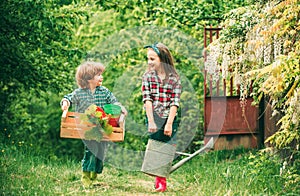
[141,138,214,177]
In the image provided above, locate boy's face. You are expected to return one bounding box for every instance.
[97,74,103,86]
[88,72,103,87]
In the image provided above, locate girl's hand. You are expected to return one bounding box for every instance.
[148,121,157,133]
[164,123,172,137]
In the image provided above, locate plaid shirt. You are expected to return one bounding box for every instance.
[63,86,117,113]
[142,70,181,118]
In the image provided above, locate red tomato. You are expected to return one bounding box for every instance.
[96,106,106,117]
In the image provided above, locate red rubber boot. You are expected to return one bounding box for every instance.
[155,177,166,192]
[155,176,161,189]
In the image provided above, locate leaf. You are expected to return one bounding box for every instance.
[84,127,103,142]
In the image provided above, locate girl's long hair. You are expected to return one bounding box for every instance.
[156,43,178,80]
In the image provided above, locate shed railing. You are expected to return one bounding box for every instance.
[203,27,262,150]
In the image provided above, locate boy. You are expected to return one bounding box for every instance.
[61,61,126,187]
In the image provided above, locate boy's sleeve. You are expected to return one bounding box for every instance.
[104,88,118,104]
[60,92,74,107]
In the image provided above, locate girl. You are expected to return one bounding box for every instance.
[61,61,126,188]
[142,43,182,192]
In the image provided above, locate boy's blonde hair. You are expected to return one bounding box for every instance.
[76,61,105,88]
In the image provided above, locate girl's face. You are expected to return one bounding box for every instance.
[147,49,161,72]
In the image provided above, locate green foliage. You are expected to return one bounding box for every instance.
[0,0,254,159]
[203,1,300,188]
[248,148,300,194]
[0,0,98,153]
[248,150,283,191]
[205,0,300,150]
[0,90,84,159]
[1,1,298,194]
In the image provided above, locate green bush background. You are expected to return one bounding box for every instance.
[1,0,254,160]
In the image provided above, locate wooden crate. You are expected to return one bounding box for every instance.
[60,110,125,142]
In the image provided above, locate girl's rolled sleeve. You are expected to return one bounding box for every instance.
[142,74,152,102]
[170,80,181,107]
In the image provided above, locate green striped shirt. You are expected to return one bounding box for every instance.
[63,86,117,113]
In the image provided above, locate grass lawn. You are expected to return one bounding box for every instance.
[0,145,295,195]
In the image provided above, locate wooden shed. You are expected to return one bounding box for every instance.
[203,27,268,150]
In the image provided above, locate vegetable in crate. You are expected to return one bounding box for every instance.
[103,104,122,127]
[80,104,113,142]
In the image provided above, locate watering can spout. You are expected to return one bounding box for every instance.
[169,138,214,174]
[205,137,214,149]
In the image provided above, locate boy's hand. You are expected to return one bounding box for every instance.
[61,100,69,111]
[120,106,128,116]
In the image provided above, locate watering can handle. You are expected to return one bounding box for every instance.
[169,137,214,174]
